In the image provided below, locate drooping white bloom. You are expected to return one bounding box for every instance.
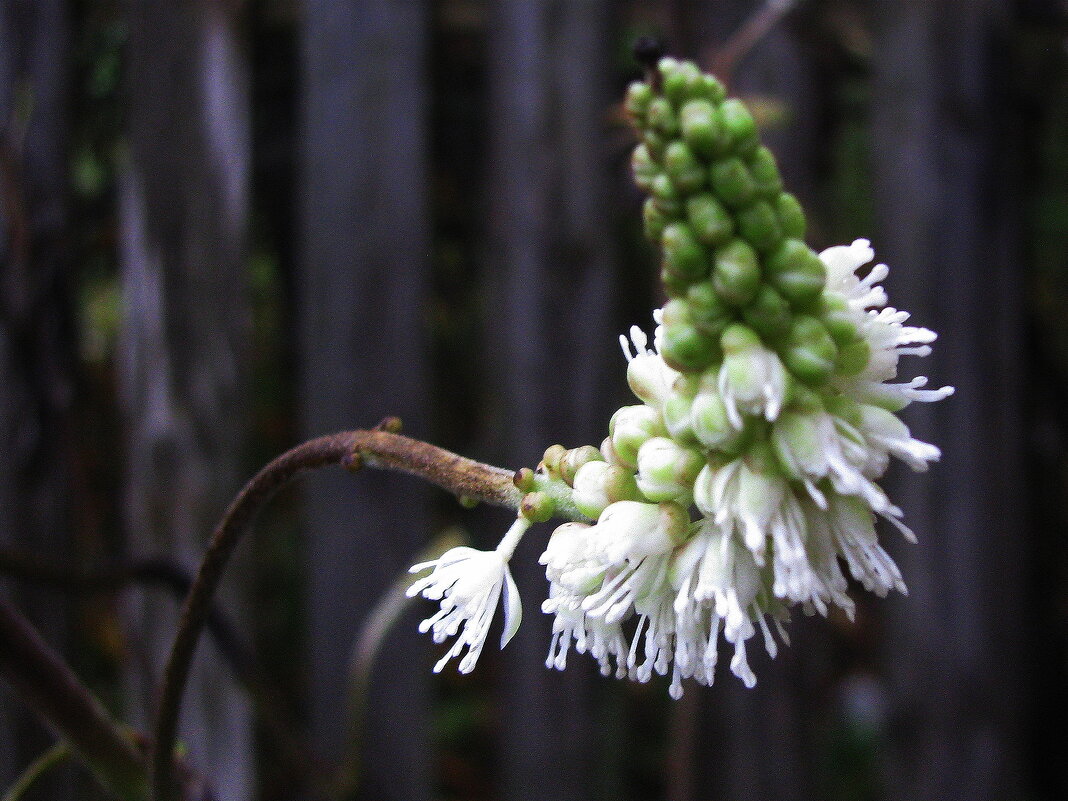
[408,517,528,674]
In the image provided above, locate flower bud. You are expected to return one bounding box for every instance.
[521,491,556,523]
[748,146,783,196]
[631,143,659,192]
[775,192,806,239]
[770,411,826,481]
[643,196,669,242]
[559,445,605,486]
[541,444,567,477]
[709,157,757,208]
[626,350,677,408]
[664,141,706,195]
[597,500,690,563]
[647,96,679,136]
[624,81,654,121]
[782,315,838,385]
[660,321,718,372]
[662,223,709,283]
[573,461,613,518]
[765,239,826,305]
[713,239,761,306]
[686,193,735,247]
[680,99,726,159]
[836,338,871,376]
[719,324,787,426]
[686,280,733,338]
[719,98,757,153]
[742,284,792,341]
[635,437,704,502]
[737,200,783,253]
[663,59,701,105]
[662,392,698,444]
[690,391,740,450]
[820,294,859,345]
[651,172,680,204]
[610,404,667,468]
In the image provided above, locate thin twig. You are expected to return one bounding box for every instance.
[0,597,148,800]
[1,742,70,801]
[707,0,800,85]
[150,425,540,801]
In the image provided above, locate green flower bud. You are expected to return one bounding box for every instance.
[686,194,735,247]
[559,445,605,486]
[770,412,823,481]
[643,129,667,159]
[685,280,733,339]
[748,146,783,196]
[786,382,824,414]
[647,96,679,137]
[775,192,806,239]
[690,391,738,450]
[736,200,783,253]
[660,321,717,372]
[713,239,761,306]
[693,73,726,104]
[663,141,706,195]
[521,491,556,523]
[719,98,757,153]
[825,394,864,427]
[662,392,698,444]
[661,269,690,299]
[721,322,762,354]
[819,295,857,343]
[742,284,792,341]
[572,461,612,518]
[709,157,757,209]
[635,437,704,502]
[541,444,567,477]
[663,59,701,105]
[836,338,871,376]
[604,465,642,504]
[651,172,680,204]
[610,405,667,468]
[766,239,826,305]
[631,144,660,192]
[643,197,669,242]
[624,81,654,121]
[782,315,838,385]
[662,223,709,282]
[680,100,726,159]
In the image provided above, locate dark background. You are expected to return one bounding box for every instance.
[1,0,1066,799]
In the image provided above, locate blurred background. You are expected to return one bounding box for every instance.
[1,0,1067,799]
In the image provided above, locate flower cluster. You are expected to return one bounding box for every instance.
[408,56,952,697]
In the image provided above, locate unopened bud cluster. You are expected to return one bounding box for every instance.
[410,56,953,698]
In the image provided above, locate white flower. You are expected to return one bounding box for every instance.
[718,324,788,428]
[408,517,528,674]
[620,324,679,410]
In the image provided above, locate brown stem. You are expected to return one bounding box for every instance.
[150,427,529,801]
[0,596,148,800]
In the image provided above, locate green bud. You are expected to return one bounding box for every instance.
[559,445,605,486]
[782,315,838,385]
[624,81,654,121]
[825,394,864,427]
[836,338,871,376]
[643,197,669,242]
[635,437,704,503]
[541,444,567,477]
[604,465,642,504]
[610,404,666,469]
[720,322,761,354]
[631,144,660,192]
[770,412,822,480]
[660,322,717,372]
[663,60,701,105]
[709,157,757,209]
[662,223,709,282]
[663,393,698,444]
[821,295,858,345]
[680,100,726,159]
[713,239,761,306]
[661,269,691,298]
[766,239,826,305]
[686,194,735,247]
[685,280,733,338]
[742,284,792,341]
[643,129,667,159]
[690,392,738,450]
[694,73,726,104]
[736,200,783,253]
[651,172,680,204]
[775,192,806,239]
[521,491,556,523]
[647,96,679,136]
[719,98,757,153]
[748,146,783,196]
[663,141,706,195]
[786,382,823,414]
